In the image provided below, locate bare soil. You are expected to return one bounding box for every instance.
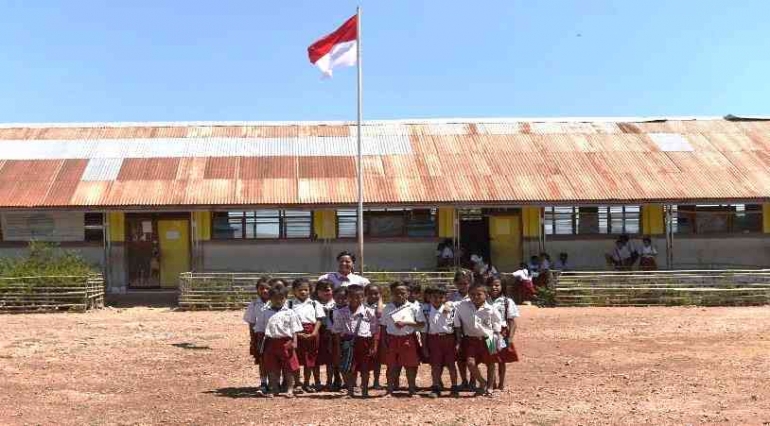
[1,306,769,426]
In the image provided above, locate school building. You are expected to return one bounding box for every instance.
[0,116,768,293]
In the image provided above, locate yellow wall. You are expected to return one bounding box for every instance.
[313,210,337,239]
[521,207,541,238]
[107,212,125,242]
[764,204,770,234]
[642,205,665,235]
[192,211,211,241]
[438,208,456,238]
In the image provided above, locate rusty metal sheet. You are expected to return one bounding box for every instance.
[0,160,62,182]
[176,157,208,180]
[297,156,355,179]
[204,157,240,179]
[117,158,180,181]
[69,181,113,206]
[240,157,295,179]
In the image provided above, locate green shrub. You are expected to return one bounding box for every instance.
[0,241,97,278]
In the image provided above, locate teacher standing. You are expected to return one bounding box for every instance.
[318,251,370,289]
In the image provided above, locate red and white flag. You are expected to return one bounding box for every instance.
[307,15,358,77]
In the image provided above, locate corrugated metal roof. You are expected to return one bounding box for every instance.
[0,117,768,208]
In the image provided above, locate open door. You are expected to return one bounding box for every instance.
[489,215,522,272]
[157,219,190,288]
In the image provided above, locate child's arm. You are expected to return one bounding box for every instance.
[311,320,322,337]
[507,318,517,342]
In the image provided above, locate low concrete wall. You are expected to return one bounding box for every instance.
[201,240,439,272]
[545,235,770,270]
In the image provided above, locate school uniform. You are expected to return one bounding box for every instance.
[380,302,426,368]
[317,272,371,289]
[640,245,658,270]
[289,298,326,368]
[254,306,303,373]
[332,305,379,373]
[425,304,457,367]
[367,302,387,365]
[453,300,503,365]
[489,296,520,363]
[243,298,268,364]
[316,300,336,366]
[448,291,470,304]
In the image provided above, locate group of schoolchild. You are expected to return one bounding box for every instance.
[243,252,520,399]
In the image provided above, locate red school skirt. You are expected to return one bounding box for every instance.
[316,327,334,365]
[296,323,319,368]
[461,336,494,365]
[495,328,519,364]
[262,337,300,373]
[384,334,420,368]
[249,330,264,365]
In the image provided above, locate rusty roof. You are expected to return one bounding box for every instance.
[0,117,768,209]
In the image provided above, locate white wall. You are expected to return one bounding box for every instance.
[544,235,770,270]
[201,240,439,272]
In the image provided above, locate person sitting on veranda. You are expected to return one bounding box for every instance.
[606,238,632,270]
[436,239,454,269]
[553,252,571,271]
[639,237,658,271]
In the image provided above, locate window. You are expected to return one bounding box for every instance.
[212,210,312,239]
[336,208,437,238]
[84,213,105,242]
[670,204,762,234]
[544,205,640,235]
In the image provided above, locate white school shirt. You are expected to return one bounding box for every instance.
[254,306,303,339]
[425,304,456,335]
[317,272,370,289]
[512,269,531,281]
[453,300,503,338]
[640,245,658,258]
[319,300,336,328]
[380,302,426,336]
[489,296,520,324]
[242,298,267,324]
[289,298,325,325]
[331,305,379,337]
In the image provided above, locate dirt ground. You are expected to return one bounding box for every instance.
[1,306,769,426]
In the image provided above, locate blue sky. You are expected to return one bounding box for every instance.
[0,0,768,123]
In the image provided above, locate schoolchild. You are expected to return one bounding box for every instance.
[289,278,325,393]
[253,284,303,398]
[453,284,503,397]
[487,276,520,390]
[423,286,459,398]
[243,276,271,392]
[449,270,473,390]
[364,283,385,390]
[312,279,336,392]
[329,286,349,391]
[332,284,379,397]
[381,281,426,397]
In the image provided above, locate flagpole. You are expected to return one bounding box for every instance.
[356,6,365,273]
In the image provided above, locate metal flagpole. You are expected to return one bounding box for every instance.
[356,6,365,273]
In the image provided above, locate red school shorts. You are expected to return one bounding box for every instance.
[461,336,494,365]
[495,328,519,364]
[353,336,376,373]
[262,337,300,373]
[296,323,319,368]
[427,333,457,367]
[385,334,420,369]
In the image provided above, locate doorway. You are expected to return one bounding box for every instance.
[125,213,190,289]
[458,209,490,269]
[489,214,522,272]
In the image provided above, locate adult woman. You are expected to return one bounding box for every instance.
[318,251,371,289]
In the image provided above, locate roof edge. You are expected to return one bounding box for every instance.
[0,115,735,129]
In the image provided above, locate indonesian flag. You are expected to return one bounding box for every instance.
[307,15,358,77]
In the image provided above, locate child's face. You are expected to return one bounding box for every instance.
[316,286,333,302]
[294,283,310,301]
[348,290,363,309]
[257,284,270,300]
[408,289,421,303]
[489,280,502,297]
[469,287,487,307]
[366,288,380,305]
[430,292,446,308]
[333,292,348,306]
[391,286,408,304]
[456,279,470,294]
[270,294,286,308]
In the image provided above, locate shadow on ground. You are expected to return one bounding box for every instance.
[171,342,211,350]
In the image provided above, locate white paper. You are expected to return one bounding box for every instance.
[142,221,152,233]
[390,306,415,323]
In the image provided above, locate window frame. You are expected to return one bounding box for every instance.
[335,208,438,239]
[544,205,641,236]
[211,210,314,240]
